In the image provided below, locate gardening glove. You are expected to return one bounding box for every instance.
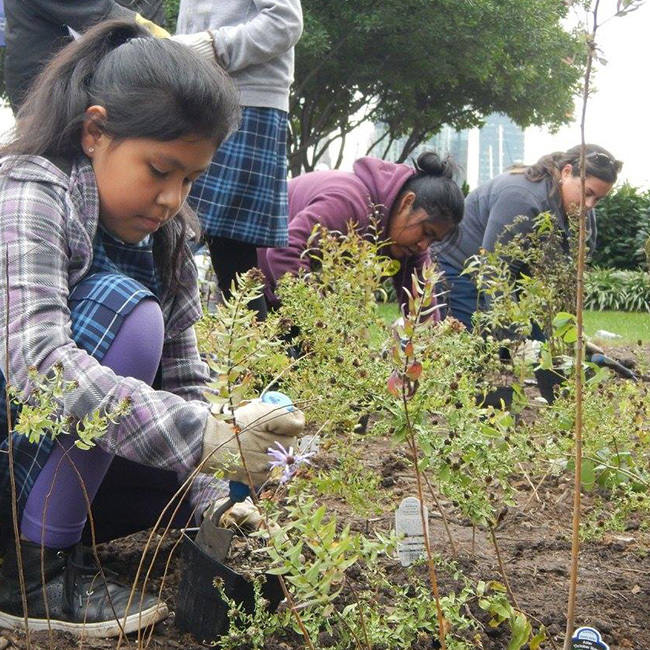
[200,399,305,485]
[134,13,170,38]
[171,31,220,64]
[205,496,280,534]
[520,338,543,364]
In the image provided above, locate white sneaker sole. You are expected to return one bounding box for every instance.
[0,601,169,638]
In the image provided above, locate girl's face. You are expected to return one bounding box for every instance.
[82,107,215,244]
[388,191,453,258]
[559,164,613,215]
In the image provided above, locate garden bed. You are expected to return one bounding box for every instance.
[2,369,648,650]
[3,230,649,650]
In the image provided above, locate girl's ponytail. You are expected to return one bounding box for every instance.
[413,151,458,181]
[4,21,148,158]
[2,19,240,294]
[524,144,621,186]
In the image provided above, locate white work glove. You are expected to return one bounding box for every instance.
[520,338,543,364]
[171,31,219,63]
[220,497,263,530]
[204,497,283,541]
[200,400,305,485]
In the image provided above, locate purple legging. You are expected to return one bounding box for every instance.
[21,299,167,548]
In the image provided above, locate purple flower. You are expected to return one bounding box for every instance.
[267,441,315,484]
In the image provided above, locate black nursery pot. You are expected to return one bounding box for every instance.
[534,367,566,404]
[475,385,514,409]
[175,528,284,644]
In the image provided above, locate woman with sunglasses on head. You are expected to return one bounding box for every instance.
[431,144,622,330]
[258,151,465,314]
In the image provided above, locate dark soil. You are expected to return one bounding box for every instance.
[2,356,649,650]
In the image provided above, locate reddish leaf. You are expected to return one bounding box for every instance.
[405,361,422,381]
[387,370,403,397]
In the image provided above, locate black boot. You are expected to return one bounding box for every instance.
[0,539,168,637]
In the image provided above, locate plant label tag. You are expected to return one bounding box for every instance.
[297,434,320,455]
[571,627,610,650]
[395,497,429,567]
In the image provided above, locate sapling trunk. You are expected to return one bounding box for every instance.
[4,248,32,650]
[564,3,598,646]
[423,471,458,557]
[395,270,448,650]
[489,526,519,611]
[403,407,447,650]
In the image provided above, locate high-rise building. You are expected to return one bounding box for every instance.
[372,124,470,184]
[476,114,525,186]
[373,113,524,190]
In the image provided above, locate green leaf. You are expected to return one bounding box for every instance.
[530,627,547,650]
[507,612,532,650]
[580,457,596,491]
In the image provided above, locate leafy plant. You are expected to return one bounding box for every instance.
[183,210,650,650]
[591,183,650,271]
[584,267,650,312]
[8,363,130,449]
[520,368,650,538]
[214,576,285,650]
[163,0,181,29]
[273,220,397,433]
[464,211,578,359]
[197,270,290,409]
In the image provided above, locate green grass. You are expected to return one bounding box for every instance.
[583,310,650,345]
[376,301,399,324]
[375,302,650,345]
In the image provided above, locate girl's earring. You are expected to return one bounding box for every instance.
[88,147,94,154]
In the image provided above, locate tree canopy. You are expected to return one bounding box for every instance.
[290,0,584,174]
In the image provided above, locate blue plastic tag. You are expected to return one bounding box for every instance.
[571,627,610,650]
[261,390,295,411]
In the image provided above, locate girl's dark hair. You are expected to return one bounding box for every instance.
[2,19,241,293]
[524,144,622,187]
[398,151,465,242]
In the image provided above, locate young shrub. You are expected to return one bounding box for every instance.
[464,212,578,359]
[274,221,397,433]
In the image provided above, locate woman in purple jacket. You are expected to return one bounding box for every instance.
[258,151,465,312]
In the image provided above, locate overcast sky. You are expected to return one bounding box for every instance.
[0,3,646,188]
[525,2,650,189]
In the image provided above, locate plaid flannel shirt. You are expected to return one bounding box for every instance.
[0,155,212,478]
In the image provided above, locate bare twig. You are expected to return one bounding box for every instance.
[4,247,32,650]
[488,526,519,610]
[564,3,600,646]
[396,276,448,650]
[422,471,458,556]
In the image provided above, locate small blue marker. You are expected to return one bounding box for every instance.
[571,627,610,650]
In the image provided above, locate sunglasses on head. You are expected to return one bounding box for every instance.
[586,151,623,174]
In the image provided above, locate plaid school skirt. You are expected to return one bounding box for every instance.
[188,106,290,248]
[0,273,156,521]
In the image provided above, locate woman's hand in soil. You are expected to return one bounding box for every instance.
[200,400,305,485]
